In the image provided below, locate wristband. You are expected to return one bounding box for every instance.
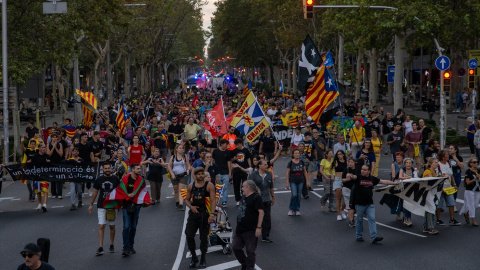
[256,227,262,229]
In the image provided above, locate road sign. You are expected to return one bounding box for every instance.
[43,2,67,14]
[387,65,395,83]
[468,59,478,69]
[435,56,450,71]
[458,68,466,77]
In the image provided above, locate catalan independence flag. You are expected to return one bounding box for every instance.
[82,104,93,127]
[306,63,339,123]
[116,105,130,135]
[243,79,252,97]
[76,89,98,110]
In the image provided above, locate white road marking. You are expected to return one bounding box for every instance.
[51,206,64,208]
[172,208,189,270]
[11,198,21,201]
[0,197,14,201]
[203,260,262,270]
[186,246,223,258]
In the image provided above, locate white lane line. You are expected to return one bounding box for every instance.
[203,260,262,270]
[11,198,21,201]
[172,209,189,270]
[51,206,64,208]
[186,246,223,258]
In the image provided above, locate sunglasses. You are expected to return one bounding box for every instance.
[472,161,478,164]
[21,252,35,258]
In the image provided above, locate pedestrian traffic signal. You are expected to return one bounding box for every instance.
[469,69,475,89]
[443,71,451,93]
[303,0,314,19]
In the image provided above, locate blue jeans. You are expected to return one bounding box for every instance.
[218,174,229,203]
[355,204,377,242]
[122,207,141,250]
[452,172,462,200]
[420,144,428,158]
[289,182,303,211]
[70,182,83,205]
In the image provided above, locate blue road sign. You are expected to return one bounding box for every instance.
[468,59,478,69]
[387,65,395,83]
[435,56,450,71]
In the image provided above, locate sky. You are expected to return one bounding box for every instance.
[202,0,217,57]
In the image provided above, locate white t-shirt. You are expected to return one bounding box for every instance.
[290,133,304,147]
[404,120,413,135]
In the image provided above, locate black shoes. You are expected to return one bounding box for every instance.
[262,237,273,243]
[129,248,136,254]
[189,256,199,268]
[356,238,364,242]
[109,245,115,253]
[199,254,206,269]
[96,247,104,256]
[121,248,129,257]
[372,236,383,243]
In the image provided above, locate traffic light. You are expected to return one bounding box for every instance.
[303,0,314,19]
[195,56,198,61]
[227,56,230,60]
[468,69,475,90]
[443,71,451,93]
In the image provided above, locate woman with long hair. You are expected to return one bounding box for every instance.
[459,158,480,226]
[422,158,440,235]
[286,149,308,216]
[168,143,191,210]
[448,145,464,203]
[356,139,376,175]
[398,158,417,227]
[319,150,335,212]
[333,150,347,221]
[370,130,382,177]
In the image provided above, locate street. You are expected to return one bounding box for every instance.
[1,149,478,270]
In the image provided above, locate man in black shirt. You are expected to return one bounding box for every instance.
[76,133,93,163]
[352,165,398,243]
[212,139,231,206]
[381,112,394,155]
[418,119,434,157]
[30,143,50,212]
[232,180,264,270]
[47,133,64,199]
[25,120,39,140]
[89,131,104,162]
[230,138,252,204]
[88,163,120,255]
[423,139,440,168]
[167,116,184,154]
[17,243,55,270]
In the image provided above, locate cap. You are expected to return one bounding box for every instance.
[21,243,41,254]
[194,166,205,174]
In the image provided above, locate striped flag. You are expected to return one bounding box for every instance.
[82,104,93,127]
[116,105,129,135]
[243,79,252,96]
[76,89,98,110]
[306,63,339,123]
[103,175,151,209]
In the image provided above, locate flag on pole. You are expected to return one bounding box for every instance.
[306,63,339,123]
[116,105,130,135]
[143,93,153,118]
[203,96,227,138]
[322,51,334,67]
[76,89,98,110]
[230,92,270,142]
[297,35,322,95]
[243,79,252,96]
[192,94,199,108]
[81,104,93,127]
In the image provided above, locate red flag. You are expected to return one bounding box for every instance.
[192,94,199,108]
[203,97,227,138]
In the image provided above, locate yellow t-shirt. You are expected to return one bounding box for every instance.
[349,127,365,143]
[320,158,335,176]
[280,115,290,127]
[184,124,201,140]
[422,169,437,178]
[371,137,382,153]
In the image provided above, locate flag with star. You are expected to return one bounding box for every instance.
[297,35,323,95]
[230,92,271,142]
[306,63,339,123]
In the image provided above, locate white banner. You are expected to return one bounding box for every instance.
[375,177,447,215]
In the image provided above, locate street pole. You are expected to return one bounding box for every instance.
[106,45,110,104]
[472,89,476,123]
[2,0,9,164]
[440,70,446,149]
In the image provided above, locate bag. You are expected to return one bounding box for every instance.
[414,144,420,157]
[125,200,136,215]
[106,209,116,221]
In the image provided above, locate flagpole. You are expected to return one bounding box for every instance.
[326,55,346,130]
[124,107,148,144]
[252,93,281,146]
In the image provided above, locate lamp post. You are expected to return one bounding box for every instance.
[2,0,8,164]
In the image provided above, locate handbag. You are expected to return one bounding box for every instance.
[105,209,116,221]
[414,144,420,157]
[125,200,136,215]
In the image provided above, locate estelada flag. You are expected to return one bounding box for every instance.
[202,96,227,138]
[192,94,199,108]
[76,89,98,110]
[243,79,252,96]
[82,104,93,127]
[306,63,339,123]
[103,174,151,209]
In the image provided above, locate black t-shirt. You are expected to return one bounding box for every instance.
[17,261,55,270]
[364,123,374,139]
[167,123,184,145]
[449,154,463,174]
[260,134,276,153]
[352,175,380,206]
[312,136,326,160]
[212,148,231,174]
[231,147,252,173]
[75,142,92,163]
[25,126,39,139]
[387,132,403,154]
[236,193,264,234]
[126,175,135,194]
[32,153,49,164]
[48,143,63,162]
[381,118,394,135]
[93,175,119,208]
[287,160,305,184]
[341,167,357,189]
[419,126,433,145]
[423,148,438,165]
[25,148,38,161]
[464,169,480,191]
[146,157,165,182]
[89,140,104,155]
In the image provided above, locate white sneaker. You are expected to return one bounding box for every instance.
[36,204,42,210]
[236,201,240,206]
[341,212,347,220]
[337,215,342,221]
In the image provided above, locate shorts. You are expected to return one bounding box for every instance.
[159,148,168,158]
[437,192,455,208]
[189,139,198,147]
[333,177,343,190]
[171,174,188,186]
[342,187,351,210]
[98,208,116,226]
[308,160,318,172]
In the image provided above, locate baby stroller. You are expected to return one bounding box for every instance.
[209,204,233,255]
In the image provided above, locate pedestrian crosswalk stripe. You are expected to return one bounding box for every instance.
[186,246,223,258]
[202,260,262,270]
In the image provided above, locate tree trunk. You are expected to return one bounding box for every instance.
[368,49,379,107]
[287,60,292,91]
[13,85,21,161]
[52,63,57,114]
[338,34,345,84]
[125,56,130,98]
[387,54,394,104]
[355,50,363,101]
[394,33,406,113]
[292,58,298,92]
[94,59,101,101]
[56,65,67,124]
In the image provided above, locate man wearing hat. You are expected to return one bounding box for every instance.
[18,243,55,270]
[184,167,217,268]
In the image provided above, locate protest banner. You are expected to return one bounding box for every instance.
[375,177,447,215]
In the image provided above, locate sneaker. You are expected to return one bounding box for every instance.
[36,204,42,210]
[96,247,104,256]
[295,211,301,216]
[449,219,461,226]
[348,221,356,228]
[42,204,47,212]
[236,201,240,206]
[329,208,336,212]
[337,215,342,221]
[404,219,413,227]
[222,202,227,207]
[262,237,273,243]
[341,212,347,220]
[129,248,136,254]
[428,229,439,235]
[109,245,115,253]
[436,219,445,226]
[52,195,57,199]
[78,201,83,208]
[302,195,309,199]
[288,210,294,216]
[372,236,383,243]
[121,248,129,257]
[58,195,62,199]
[356,238,364,242]
[307,187,313,191]
[189,256,199,268]
[70,205,76,211]
[423,228,430,233]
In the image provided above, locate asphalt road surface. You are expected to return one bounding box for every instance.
[1,150,479,270]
